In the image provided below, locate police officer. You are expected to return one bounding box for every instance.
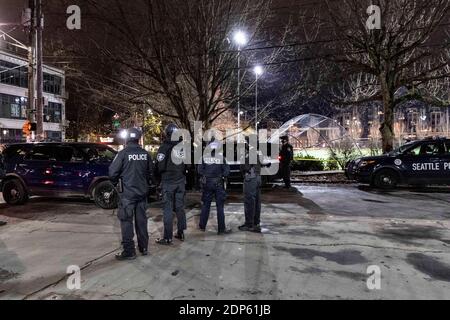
[198,139,231,235]
[109,128,153,261]
[279,135,293,188]
[238,135,263,233]
[155,123,187,245]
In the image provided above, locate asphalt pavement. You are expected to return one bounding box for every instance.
[0,184,449,300]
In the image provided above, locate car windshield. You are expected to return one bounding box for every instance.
[390,142,418,155]
[3,145,29,160]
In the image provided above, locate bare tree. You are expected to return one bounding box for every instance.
[69,0,289,135]
[322,0,450,152]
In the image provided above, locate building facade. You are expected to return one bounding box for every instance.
[0,50,66,143]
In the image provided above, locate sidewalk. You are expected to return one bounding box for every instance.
[1,188,449,300]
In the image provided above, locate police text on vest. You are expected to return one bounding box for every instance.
[128,154,148,161]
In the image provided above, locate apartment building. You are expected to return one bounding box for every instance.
[0,50,66,143]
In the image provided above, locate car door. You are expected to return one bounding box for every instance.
[401,141,443,185]
[76,144,117,193]
[18,144,58,195]
[51,145,90,196]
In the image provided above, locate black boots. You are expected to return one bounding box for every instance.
[174,231,185,241]
[155,238,173,245]
[218,228,232,235]
[238,224,261,233]
[238,224,252,231]
[251,225,262,233]
[115,251,137,261]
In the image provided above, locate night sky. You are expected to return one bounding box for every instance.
[0,0,335,127]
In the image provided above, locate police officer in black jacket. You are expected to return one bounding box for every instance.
[279,135,293,188]
[198,139,231,235]
[109,128,153,261]
[155,123,187,245]
[238,135,263,233]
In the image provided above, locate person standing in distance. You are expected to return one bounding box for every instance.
[155,123,187,245]
[279,135,294,189]
[109,128,153,261]
[198,139,231,235]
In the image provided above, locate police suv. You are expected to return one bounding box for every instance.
[346,137,450,188]
[0,143,119,209]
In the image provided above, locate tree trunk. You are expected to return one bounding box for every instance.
[379,75,395,153]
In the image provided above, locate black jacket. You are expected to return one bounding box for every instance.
[109,142,153,201]
[198,154,230,179]
[280,143,294,164]
[156,140,186,184]
[240,147,262,177]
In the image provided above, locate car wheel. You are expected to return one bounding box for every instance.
[93,181,118,209]
[2,179,28,205]
[373,170,399,189]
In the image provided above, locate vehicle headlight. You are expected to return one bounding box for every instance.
[358,160,377,168]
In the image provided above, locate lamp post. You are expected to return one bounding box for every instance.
[253,65,263,132]
[233,30,247,141]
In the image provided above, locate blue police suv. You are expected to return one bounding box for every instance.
[0,143,119,209]
[346,137,450,189]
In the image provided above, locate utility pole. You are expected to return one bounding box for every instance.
[25,1,35,127]
[35,0,44,141]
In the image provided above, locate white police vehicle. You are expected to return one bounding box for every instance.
[346,137,450,188]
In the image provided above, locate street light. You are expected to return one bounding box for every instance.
[253,65,264,132]
[233,30,248,141]
[233,31,248,47]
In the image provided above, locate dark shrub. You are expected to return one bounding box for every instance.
[291,155,325,172]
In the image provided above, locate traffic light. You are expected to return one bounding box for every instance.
[22,121,37,136]
[22,121,31,135]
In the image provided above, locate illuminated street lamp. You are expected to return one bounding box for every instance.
[233,30,248,141]
[253,65,264,132]
[233,31,248,47]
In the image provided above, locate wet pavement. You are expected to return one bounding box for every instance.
[0,184,449,300]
